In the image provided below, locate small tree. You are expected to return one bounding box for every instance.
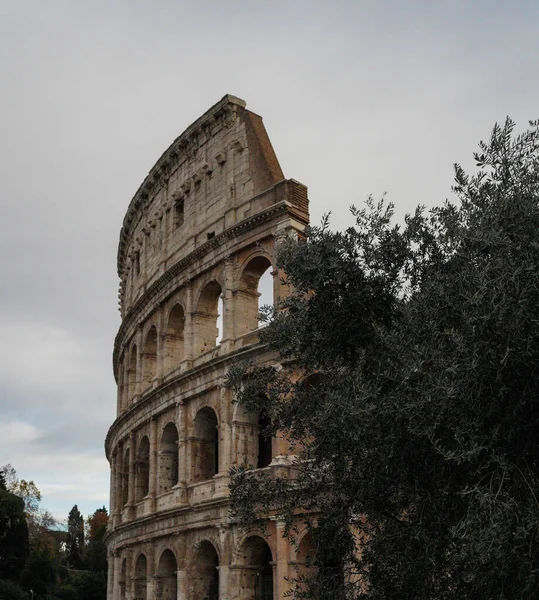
[0,468,29,580]
[227,118,539,599]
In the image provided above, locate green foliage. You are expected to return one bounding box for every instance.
[227,118,539,599]
[0,484,29,580]
[84,508,108,572]
[0,579,28,600]
[66,506,84,570]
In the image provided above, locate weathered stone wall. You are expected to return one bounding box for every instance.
[105,95,311,600]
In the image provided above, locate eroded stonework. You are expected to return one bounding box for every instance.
[105,95,310,600]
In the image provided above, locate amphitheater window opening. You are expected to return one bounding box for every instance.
[157,550,177,600]
[122,448,130,506]
[196,281,222,354]
[134,554,148,600]
[257,409,273,469]
[135,436,150,502]
[238,256,273,335]
[194,407,219,481]
[128,345,137,402]
[217,296,224,344]
[296,532,317,589]
[239,536,274,600]
[193,541,219,600]
[166,304,185,373]
[159,422,179,493]
[134,252,141,276]
[174,199,184,228]
[142,326,158,391]
[119,558,127,600]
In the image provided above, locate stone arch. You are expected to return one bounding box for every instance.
[189,540,219,600]
[157,549,177,600]
[119,557,127,600]
[195,279,222,354]
[193,406,219,481]
[164,303,185,373]
[122,447,130,506]
[134,553,148,600]
[236,535,274,600]
[236,254,273,335]
[128,343,137,402]
[294,531,317,594]
[142,325,158,391]
[257,409,273,468]
[135,436,150,502]
[159,422,179,493]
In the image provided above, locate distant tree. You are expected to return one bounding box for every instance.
[66,505,85,569]
[227,118,539,599]
[0,468,29,581]
[85,507,108,572]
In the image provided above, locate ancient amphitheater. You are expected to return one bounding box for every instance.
[105,95,311,600]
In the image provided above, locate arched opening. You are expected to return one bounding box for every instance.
[119,558,127,600]
[128,344,137,402]
[142,326,157,391]
[159,423,179,493]
[157,549,177,600]
[193,407,219,481]
[257,409,273,469]
[136,436,150,502]
[237,255,273,335]
[195,281,222,354]
[134,554,147,600]
[239,536,274,600]
[192,541,219,600]
[122,448,130,506]
[165,304,185,373]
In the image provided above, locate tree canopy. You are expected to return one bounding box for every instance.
[227,118,539,599]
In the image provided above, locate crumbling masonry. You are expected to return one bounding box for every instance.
[105,95,312,600]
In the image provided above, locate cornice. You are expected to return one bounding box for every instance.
[117,94,246,277]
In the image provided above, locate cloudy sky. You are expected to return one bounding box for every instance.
[1,0,538,523]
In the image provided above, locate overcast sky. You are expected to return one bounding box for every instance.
[1,0,538,523]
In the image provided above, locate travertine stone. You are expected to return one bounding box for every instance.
[105,95,311,600]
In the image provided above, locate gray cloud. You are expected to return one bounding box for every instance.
[1,0,538,520]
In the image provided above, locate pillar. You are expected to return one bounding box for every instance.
[128,432,136,516]
[156,309,164,382]
[149,417,158,512]
[109,452,116,527]
[275,520,289,599]
[184,282,194,363]
[135,329,143,399]
[113,552,122,600]
[115,446,123,524]
[222,255,236,350]
[107,550,114,600]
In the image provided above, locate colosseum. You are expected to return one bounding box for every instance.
[105,95,311,600]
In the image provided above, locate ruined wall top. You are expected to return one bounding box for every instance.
[117,95,301,314]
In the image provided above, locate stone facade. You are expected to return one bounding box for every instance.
[105,95,311,600]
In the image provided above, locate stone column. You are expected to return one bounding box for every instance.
[176,568,187,600]
[176,402,187,503]
[115,446,123,525]
[123,359,130,410]
[183,282,194,363]
[218,525,230,600]
[126,548,134,600]
[221,255,236,352]
[156,309,164,382]
[107,550,114,600]
[117,363,124,416]
[149,417,158,512]
[135,329,143,400]
[219,385,232,474]
[127,433,136,517]
[146,545,156,600]
[113,552,123,600]
[109,452,116,527]
[275,519,289,599]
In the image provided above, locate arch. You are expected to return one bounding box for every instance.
[142,326,158,391]
[190,540,219,600]
[159,422,179,493]
[134,553,147,600]
[122,448,130,506]
[257,409,273,468]
[195,280,222,354]
[193,407,219,481]
[136,436,150,502]
[236,254,273,335]
[237,536,274,600]
[165,304,185,373]
[295,531,317,594]
[119,558,127,600]
[157,549,177,600]
[128,344,137,402]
